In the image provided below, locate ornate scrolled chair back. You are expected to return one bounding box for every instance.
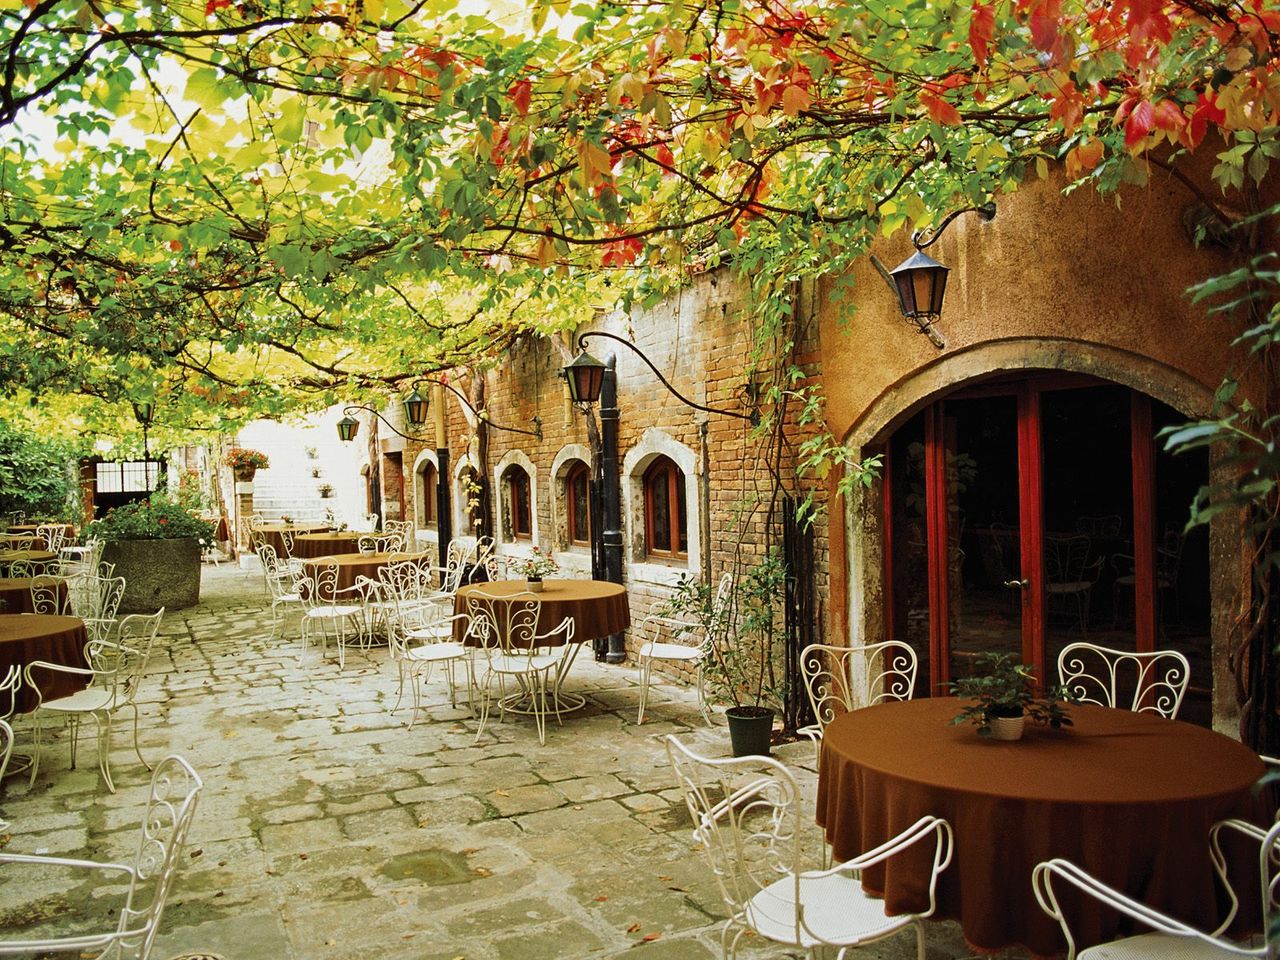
[36,524,67,553]
[465,589,544,653]
[1057,642,1190,719]
[29,575,70,615]
[800,641,918,731]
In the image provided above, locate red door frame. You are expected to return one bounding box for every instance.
[884,375,1161,694]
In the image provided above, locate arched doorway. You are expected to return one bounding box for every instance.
[882,371,1212,725]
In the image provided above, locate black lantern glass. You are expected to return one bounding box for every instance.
[888,250,950,321]
[403,387,429,427]
[336,414,360,442]
[563,350,606,404]
[131,400,154,426]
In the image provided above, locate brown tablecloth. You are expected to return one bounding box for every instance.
[300,552,430,600]
[0,613,90,713]
[293,532,364,559]
[452,579,629,647]
[0,578,68,615]
[815,698,1265,956]
[257,523,329,556]
[0,550,59,575]
[0,534,40,550]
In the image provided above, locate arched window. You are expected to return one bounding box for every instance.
[418,462,437,528]
[643,455,687,559]
[503,465,532,540]
[565,461,591,546]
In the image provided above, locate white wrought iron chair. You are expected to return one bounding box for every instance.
[60,535,103,575]
[798,641,917,762]
[36,523,68,553]
[0,717,11,831]
[258,545,304,637]
[25,609,165,793]
[665,735,954,960]
[1032,817,1280,960]
[636,572,734,725]
[466,588,573,746]
[384,568,474,728]
[4,558,36,579]
[1046,535,1105,634]
[1056,642,1191,719]
[298,561,364,668]
[82,574,128,645]
[358,533,398,555]
[0,754,202,960]
[29,574,71,615]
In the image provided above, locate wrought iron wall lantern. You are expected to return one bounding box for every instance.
[337,377,542,444]
[562,331,761,426]
[871,201,996,350]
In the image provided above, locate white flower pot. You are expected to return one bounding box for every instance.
[988,714,1025,741]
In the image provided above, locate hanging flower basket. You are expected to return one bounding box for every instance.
[224,447,270,482]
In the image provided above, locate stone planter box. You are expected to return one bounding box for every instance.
[102,537,201,614]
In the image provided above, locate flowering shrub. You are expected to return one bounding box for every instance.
[87,494,216,542]
[223,447,270,471]
[516,546,558,580]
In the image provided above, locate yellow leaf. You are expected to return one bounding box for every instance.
[781,85,810,117]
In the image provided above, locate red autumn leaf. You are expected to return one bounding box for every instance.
[969,3,995,68]
[1151,98,1185,133]
[509,79,532,116]
[1028,0,1061,51]
[922,93,962,126]
[655,142,675,167]
[205,0,231,13]
[1185,92,1226,149]
[1124,99,1154,150]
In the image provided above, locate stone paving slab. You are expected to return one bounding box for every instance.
[0,564,1025,959]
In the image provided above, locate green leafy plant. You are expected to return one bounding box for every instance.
[86,494,216,543]
[0,422,83,522]
[668,550,787,710]
[223,447,270,471]
[948,652,1077,737]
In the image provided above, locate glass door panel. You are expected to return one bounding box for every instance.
[887,412,931,694]
[1040,386,1136,681]
[944,395,1022,682]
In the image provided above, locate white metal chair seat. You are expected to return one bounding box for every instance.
[747,870,920,949]
[405,640,471,664]
[1073,933,1260,959]
[638,638,703,661]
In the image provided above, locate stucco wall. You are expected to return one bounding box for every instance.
[821,165,1242,446]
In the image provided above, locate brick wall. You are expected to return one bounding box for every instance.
[378,268,834,695]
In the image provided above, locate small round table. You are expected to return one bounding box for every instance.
[0,577,68,615]
[453,579,629,712]
[256,523,329,557]
[0,613,89,713]
[816,698,1265,956]
[293,532,365,559]
[300,552,431,600]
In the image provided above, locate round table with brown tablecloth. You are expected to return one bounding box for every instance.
[0,533,41,550]
[0,613,90,713]
[0,550,59,575]
[300,552,431,600]
[815,698,1265,957]
[452,579,629,647]
[6,524,75,550]
[293,532,365,559]
[0,577,69,615]
[256,523,329,557]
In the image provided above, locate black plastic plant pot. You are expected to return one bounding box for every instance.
[726,705,775,757]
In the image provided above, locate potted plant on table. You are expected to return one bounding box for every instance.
[516,547,558,592]
[87,494,215,613]
[949,652,1077,741]
[224,447,270,482]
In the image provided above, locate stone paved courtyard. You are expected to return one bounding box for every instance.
[0,565,1020,959]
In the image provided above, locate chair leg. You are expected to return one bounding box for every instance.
[129,703,150,771]
[95,712,115,794]
[27,713,42,787]
[473,674,495,744]
[637,656,651,724]
[695,660,712,726]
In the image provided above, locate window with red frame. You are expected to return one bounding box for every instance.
[419,462,437,527]
[565,461,590,546]
[643,456,687,559]
[504,465,532,539]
